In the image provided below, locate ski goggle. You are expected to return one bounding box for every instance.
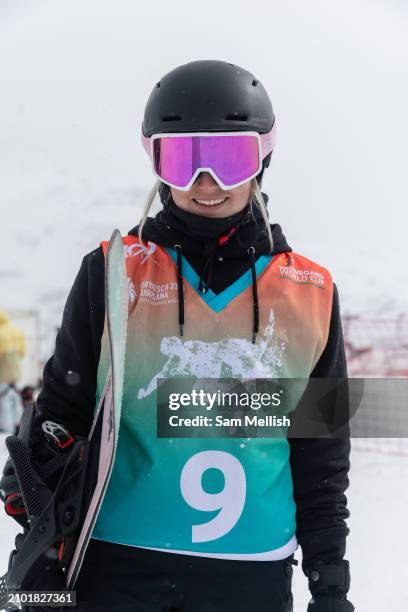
[141,125,276,191]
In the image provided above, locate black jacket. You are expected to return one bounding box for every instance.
[35,192,350,573]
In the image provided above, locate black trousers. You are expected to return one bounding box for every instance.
[73,539,295,612]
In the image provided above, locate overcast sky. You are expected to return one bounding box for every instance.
[0,0,407,329]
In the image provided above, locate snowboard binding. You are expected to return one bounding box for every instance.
[0,404,90,609]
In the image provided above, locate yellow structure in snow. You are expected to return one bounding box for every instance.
[0,310,26,384]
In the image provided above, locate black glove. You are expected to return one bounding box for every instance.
[307,594,354,611]
[306,561,354,612]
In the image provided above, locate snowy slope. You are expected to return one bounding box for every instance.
[1,434,408,609]
[1,0,408,360]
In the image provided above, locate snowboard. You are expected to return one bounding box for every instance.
[66,228,128,590]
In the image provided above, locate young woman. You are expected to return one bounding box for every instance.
[4,60,354,612]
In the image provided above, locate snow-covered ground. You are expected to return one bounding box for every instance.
[1,433,407,610]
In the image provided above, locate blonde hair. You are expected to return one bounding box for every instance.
[249,178,274,253]
[138,179,161,248]
[137,178,274,253]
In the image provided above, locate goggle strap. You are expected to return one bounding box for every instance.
[141,124,277,160]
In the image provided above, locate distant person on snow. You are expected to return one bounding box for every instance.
[0,384,23,435]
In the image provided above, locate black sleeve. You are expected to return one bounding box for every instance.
[289,283,351,573]
[35,247,106,436]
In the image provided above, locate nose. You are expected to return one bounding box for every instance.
[194,171,219,187]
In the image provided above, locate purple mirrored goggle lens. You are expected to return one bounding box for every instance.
[154,134,259,189]
[141,127,276,190]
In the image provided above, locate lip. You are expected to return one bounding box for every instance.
[192,197,229,207]
[192,196,229,208]
[191,195,229,200]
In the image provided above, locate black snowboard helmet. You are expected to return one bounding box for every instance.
[142,60,275,189]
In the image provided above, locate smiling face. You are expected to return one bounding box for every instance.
[170,172,252,218]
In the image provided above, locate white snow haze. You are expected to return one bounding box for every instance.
[0,0,407,610]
